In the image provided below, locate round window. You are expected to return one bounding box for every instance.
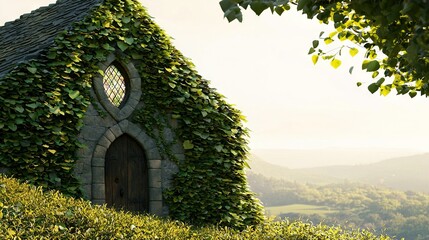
[103,62,130,108]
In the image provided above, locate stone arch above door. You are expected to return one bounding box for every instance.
[91,120,163,215]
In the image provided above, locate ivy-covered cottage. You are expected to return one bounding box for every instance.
[0,0,263,228]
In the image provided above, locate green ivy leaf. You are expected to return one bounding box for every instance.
[26,103,39,109]
[48,149,57,154]
[168,82,176,89]
[224,6,243,22]
[49,106,63,115]
[364,60,380,72]
[47,52,57,59]
[68,90,80,99]
[215,145,223,152]
[125,37,134,45]
[297,0,310,11]
[250,2,268,16]
[27,67,37,74]
[311,55,319,65]
[380,85,391,96]
[8,123,17,131]
[103,21,110,28]
[183,140,194,150]
[122,16,131,23]
[274,6,285,15]
[219,0,235,12]
[193,131,209,139]
[102,43,115,51]
[15,106,25,113]
[83,54,93,61]
[330,59,342,69]
[324,38,333,44]
[368,83,380,94]
[117,41,128,51]
[312,40,319,48]
[376,78,385,85]
[409,91,417,98]
[176,97,186,103]
[131,52,143,60]
[349,48,359,57]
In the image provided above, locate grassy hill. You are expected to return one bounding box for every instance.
[0,175,391,239]
[249,152,429,193]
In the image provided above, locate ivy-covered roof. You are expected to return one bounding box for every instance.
[0,0,103,78]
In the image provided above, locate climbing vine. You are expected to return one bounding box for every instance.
[0,0,264,229]
[220,0,429,97]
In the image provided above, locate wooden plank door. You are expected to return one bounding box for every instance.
[105,134,149,213]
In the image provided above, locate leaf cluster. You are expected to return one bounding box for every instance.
[220,0,429,97]
[0,12,99,195]
[0,175,393,239]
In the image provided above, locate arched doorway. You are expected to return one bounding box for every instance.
[105,134,149,213]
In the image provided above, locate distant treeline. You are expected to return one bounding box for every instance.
[248,172,429,240]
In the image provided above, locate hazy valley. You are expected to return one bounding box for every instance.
[247,150,429,239]
[249,150,429,193]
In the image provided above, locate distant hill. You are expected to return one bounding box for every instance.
[248,153,429,193]
[251,148,422,168]
[301,153,429,193]
[247,154,340,184]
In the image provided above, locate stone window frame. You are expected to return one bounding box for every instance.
[91,120,163,215]
[93,53,142,121]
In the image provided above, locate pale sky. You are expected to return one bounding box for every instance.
[2,1,429,159]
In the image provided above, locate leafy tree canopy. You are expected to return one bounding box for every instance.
[219,0,429,97]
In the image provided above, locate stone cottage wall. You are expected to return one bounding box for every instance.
[73,55,182,216]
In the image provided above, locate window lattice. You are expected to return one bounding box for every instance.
[103,64,127,107]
